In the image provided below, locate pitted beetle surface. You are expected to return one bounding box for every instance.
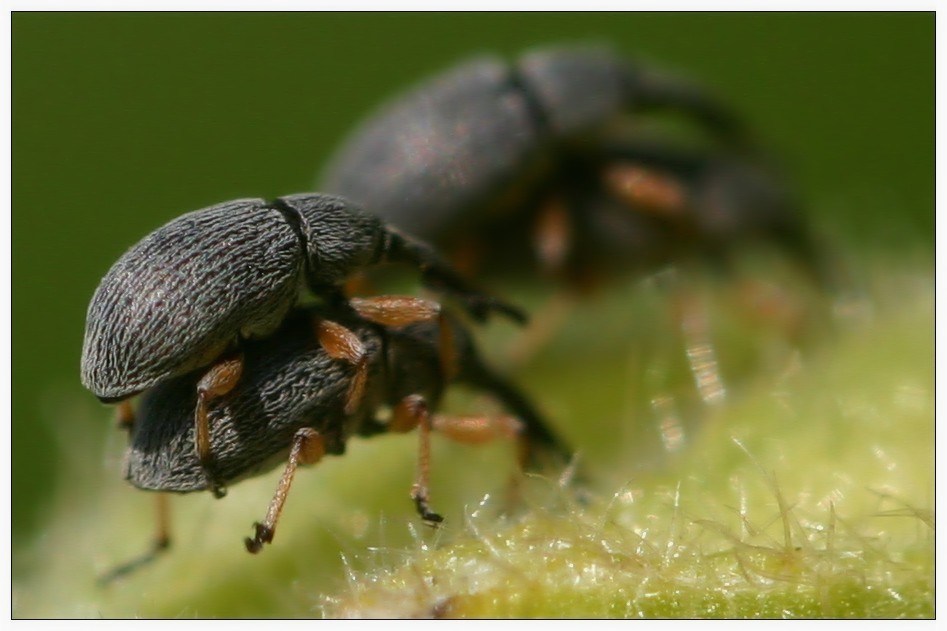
[121,299,567,556]
[81,193,524,403]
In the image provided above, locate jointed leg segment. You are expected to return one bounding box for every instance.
[603,163,688,217]
[194,354,244,498]
[315,318,369,415]
[380,228,527,324]
[98,493,172,585]
[533,196,573,276]
[101,402,175,585]
[351,296,458,381]
[116,399,135,432]
[672,286,727,406]
[245,427,326,554]
[390,395,442,524]
[346,296,457,392]
[390,394,535,525]
[349,295,441,327]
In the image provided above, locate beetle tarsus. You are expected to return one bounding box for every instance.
[463,294,529,325]
[413,494,444,525]
[245,522,274,554]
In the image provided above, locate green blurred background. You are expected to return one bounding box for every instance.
[12,11,932,561]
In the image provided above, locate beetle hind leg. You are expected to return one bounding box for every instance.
[98,493,172,585]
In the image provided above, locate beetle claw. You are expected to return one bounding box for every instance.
[413,495,444,526]
[244,522,274,554]
[488,299,529,325]
[465,296,528,325]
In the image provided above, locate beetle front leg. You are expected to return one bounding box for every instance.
[349,295,441,327]
[380,228,527,324]
[350,296,458,380]
[454,353,571,470]
[430,411,538,514]
[630,66,747,144]
[195,354,244,498]
[245,428,326,554]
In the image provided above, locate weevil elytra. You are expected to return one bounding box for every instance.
[117,297,567,563]
[320,44,828,289]
[81,193,531,492]
[82,193,525,404]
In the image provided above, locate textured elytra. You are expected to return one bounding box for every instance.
[125,309,383,491]
[124,303,567,493]
[82,190,521,401]
[81,199,302,400]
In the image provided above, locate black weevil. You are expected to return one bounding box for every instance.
[101,297,565,580]
[319,44,829,290]
[82,193,524,401]
[81,193,527,485]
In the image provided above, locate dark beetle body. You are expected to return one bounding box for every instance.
[126,305,562,493]
[320,44,824,287]
[82,193,522,402]
[322,45,742,241]
[565,140,821,281]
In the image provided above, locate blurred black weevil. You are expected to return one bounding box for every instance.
[321,43,829,289]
